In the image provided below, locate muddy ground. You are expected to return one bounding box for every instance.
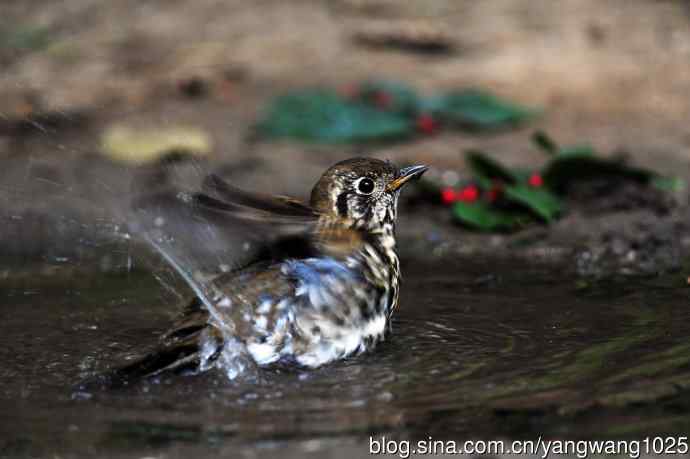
[2,0,690,275]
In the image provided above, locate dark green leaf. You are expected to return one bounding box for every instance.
[512,168,537,183]
[256,89,412,143]
[558,145,596,157]
[452,201,522,231]
[542,155,653,193]
[431,89,536,130]
[532,131,559,155]
[466,150,520,185]
[1,25,51,52]
[416,94,447,114]
[532,131,595,157]
[503,185,562,222]
[651,176,685,192]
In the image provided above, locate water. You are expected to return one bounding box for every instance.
[1,257,690,458]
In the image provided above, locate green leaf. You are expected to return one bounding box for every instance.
[532,131,559,155]
[256,89,412,143]
[558,145,596,157]
[537,132,680,196]
[532,131,595,157]
[651,176,685,192]
[465,150,520,185]
[1,25,52,52]
[431,89,536,130]
[358,80,421,114]
[503,185,562,222]
[452,201,522,231]
[542,155,653,193]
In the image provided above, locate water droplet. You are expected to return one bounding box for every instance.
[377,391,394,402]
[71,391,92,400]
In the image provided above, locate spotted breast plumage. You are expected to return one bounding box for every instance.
[98,158,427,383]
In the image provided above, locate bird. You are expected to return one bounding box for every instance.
[95,157,428,384]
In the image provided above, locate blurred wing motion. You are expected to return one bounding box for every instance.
[78,172,323,386]
[128,172,321,301]
[201,173,316,218]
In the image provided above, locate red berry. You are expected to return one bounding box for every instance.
[441,187,457,205]
[528,173,543,187]
[486,182,503,202]
[373,91,392,109]
[338,84,359,99]
[416,114,437,135]
[458,185,479,202]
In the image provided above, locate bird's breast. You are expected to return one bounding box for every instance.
[273,250,395,366]
[222,240,400,369]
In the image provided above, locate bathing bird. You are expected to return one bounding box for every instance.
[100,158,427,382]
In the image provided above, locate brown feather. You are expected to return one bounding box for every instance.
[203,174,316,217]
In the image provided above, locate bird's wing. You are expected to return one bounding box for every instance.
[130,172,320,273]
[130,171,357,309]
[202,173,316,217]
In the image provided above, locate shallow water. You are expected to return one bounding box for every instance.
[1,257,690,458]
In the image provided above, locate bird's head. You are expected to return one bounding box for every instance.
[310,158,428,233]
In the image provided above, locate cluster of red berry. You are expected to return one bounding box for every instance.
[415,113,437,134]
[440,173,543,205]
[441,185,480,204]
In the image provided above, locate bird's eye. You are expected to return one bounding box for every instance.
[355,177,376,195]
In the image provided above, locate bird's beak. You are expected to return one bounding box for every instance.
[387,164,429,192]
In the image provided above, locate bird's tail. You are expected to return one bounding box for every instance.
[77,299,222,389]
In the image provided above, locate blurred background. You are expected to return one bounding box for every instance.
[2,1,690,267]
